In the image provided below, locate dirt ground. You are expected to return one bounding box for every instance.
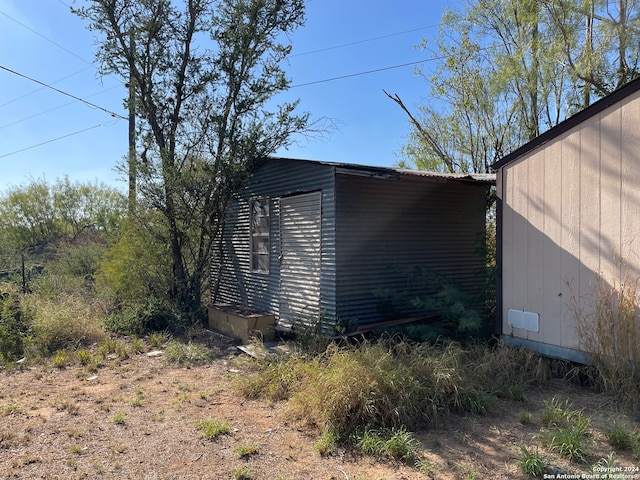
[1,333,639,480]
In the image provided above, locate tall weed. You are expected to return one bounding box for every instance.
[240,339,554,442]
[572,274,640,410]
[24,294,106,354]
[463,341,552,394]
[235,354,322,402]
[286,340,465,436]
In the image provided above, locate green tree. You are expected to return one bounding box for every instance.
[0,179,59,252]
[0,178,126,254]
[391,0,640,174]
[74,0,309,319]
[541,0,640,101]
[98,214,172,306]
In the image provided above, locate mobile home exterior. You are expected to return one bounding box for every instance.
[493,78,640,363]
[212,157,493,334]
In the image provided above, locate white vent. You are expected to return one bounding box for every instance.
[508,309,539,332]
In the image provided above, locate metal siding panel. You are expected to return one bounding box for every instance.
[279,192,322,328]
[211,159,337,330]
[335,173,488,326]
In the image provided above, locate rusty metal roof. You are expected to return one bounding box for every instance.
[267,157,496,185]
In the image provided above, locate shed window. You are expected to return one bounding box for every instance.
[250,198,270,272]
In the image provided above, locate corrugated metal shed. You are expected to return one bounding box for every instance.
[212,157,494,334]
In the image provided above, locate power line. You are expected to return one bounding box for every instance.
[0,66,95,109]
[0,65,126,120]
[0,84,123,129]
[289,43,500,89]
[290,57,438,88]
[0,121,120,159]
[0,9,92,65]
[291,25,439,58]
[0,5,125,110]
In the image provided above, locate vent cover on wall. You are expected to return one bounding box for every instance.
[507,309,540,332]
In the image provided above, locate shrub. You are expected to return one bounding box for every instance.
[374,268,486,340]
[103,297,191,335]
[46,239,106,278]
[97,218,171,307]
[24,294,106,355]
[102,306,146,336]
[0,284,28,362]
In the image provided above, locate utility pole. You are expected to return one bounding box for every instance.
[128,28,137,214]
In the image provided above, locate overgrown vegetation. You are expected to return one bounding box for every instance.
[572,273,640,411]
[0,178,204,366]
[374,268,489,341]
[74,0,312,320]
[236,338,554,455]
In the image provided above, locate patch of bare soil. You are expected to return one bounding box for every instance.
[1,335,639,480]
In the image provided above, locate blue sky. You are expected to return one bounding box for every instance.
[0,0,453,192]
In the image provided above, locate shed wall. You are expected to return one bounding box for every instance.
[212,160,337,329]
[334,172,488,325]
[499,89,640,354]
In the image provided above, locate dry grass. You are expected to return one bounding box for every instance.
[2,337,640,480]
[238,338,556,443]
[22,294,107,355]
[573,273,640,410]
